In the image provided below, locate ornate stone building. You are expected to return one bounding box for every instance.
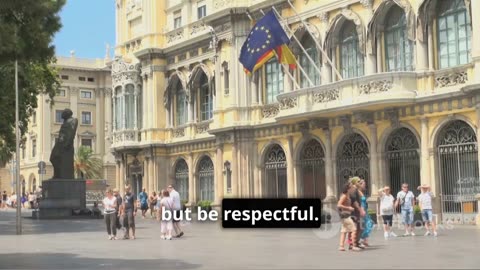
[112,0,480,224]
[0,55,116,193]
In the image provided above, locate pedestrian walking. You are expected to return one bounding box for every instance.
[337,182,360,251]
[103,189,118,240]
[138,188,148,219]
[149,191,157,218]
[113,188,123,230]
[123,185,137,240]
[347,177,366,249]
[28,192,36,209]
[417,184,438,236]
[159,190,174,240]
[1,191,7,209]
[156,190,163,221]
[168,184,184,238]
[378,186,397,238]
[395,183,416,236]
[357,179,373,247]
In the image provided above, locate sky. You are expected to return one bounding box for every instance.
[53,0,115,59]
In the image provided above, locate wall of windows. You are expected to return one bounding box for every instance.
[384,6,414,71]
[265,59,284,104]
[340,22,364,79]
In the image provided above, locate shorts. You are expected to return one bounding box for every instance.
[123,209,135,228]
[341,217,356,233]
[422,209,433,223]
[173,210,182,222]
[401,208,414,225]
[382,215,393,226]
[140,204,148,210]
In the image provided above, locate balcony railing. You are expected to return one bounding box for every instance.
[112,130,141,145]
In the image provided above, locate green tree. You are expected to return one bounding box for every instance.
[74,146,103,179]
[0,0,65,162]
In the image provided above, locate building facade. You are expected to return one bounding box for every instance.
[112,0,480,224]
[0,55,116,194]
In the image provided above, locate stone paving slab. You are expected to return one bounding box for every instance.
[0,209,479,269]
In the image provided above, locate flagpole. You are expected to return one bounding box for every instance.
[286,0,343,80]
[259,9,315,88]
[271,6,322,79]
[245,10,302,90]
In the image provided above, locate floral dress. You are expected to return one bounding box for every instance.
[361,195,374,239]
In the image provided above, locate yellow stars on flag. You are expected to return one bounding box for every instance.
[245,26,273,55]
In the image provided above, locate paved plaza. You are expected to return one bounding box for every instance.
[0,209,479,269]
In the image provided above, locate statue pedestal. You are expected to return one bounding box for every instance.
[37,179,86,219]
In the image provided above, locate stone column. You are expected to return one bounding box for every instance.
[231,137,238,196]
[119,155,125,194]
[143,158,149,193]
[95,89,103,155]
[365,53,377,75]
[104,89,113,160]
[323,128,335,203]
[287,136,295,197]
[188,153,195,204]
[215,143,224,204]
[471,0,480,83]
[416,38,428,72]
[427,28,435,71]
[368,124,380,196]
[115,160,120,190]
[322,62,331,84]
[420,117,431,186]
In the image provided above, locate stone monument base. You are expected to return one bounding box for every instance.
[36,178,87,219]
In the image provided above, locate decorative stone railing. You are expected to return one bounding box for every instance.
[165,21,210,46]
[173,127,185,138]
[276,72,418,120]
[434,66,470,88]
[195,121,211,134]
[112,130,141,145]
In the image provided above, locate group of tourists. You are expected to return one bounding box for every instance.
[0,188,42,210]
[338,177,437,251]
[102,184,184,241]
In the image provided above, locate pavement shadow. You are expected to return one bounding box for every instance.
[0,253,202,269]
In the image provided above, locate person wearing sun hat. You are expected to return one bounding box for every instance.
[417,183,437,236]
[347,177,366,249]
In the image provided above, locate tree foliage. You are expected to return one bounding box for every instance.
[74,146,103,179]
[0,0,65,162]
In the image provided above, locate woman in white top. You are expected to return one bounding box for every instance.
[159,190,174,240]
[378,186,397,238]
[103,189,118,240]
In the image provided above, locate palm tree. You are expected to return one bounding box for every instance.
[74,146,103,179]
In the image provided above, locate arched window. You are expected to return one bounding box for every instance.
[114,86,123,130]
[174,159,189,202]
[265,58,284,104]
[437,120,479,224]
[175,82,188,126]
[264,144,288,198]
[299,35,320,88]
[198,156,214,201]
[199,73,213,121]
[385,6,414,71]
[437,0,471,69]
[336,133,370,197]
[125,84,135,129]
[299,139,325,198]
[340,22,364,79]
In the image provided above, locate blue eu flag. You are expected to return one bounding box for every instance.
[239,10,295,74]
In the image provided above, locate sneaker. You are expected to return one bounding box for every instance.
[108,235,113,240]
[410,231,415,236]
[403,232,410,237]
[424,231,431,236]
[352,247,362,251]
[166,236,172,240]
[338,247,345,251]
[160,235,166,240]
[113,236,118,240]
[358,244,366,249]
[177,232,184,238]
[433,231,438,237]
[384,232,389,239]
[390,232,397,237]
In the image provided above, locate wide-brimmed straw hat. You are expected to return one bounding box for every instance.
[419,184,430,189]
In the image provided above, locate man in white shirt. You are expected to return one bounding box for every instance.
[417,184,437,236]
[395,183,416,236]
[167,184,184,238]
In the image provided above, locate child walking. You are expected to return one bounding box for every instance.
[337,182,361,251]
[159,190,174,240]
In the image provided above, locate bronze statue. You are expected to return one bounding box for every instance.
[50,109,78,179]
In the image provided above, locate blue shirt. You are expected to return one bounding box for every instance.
[138,192,147,205]
[397,190,415,210]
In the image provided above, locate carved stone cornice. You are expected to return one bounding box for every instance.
[385,108,400,128]
[317,12,328,23]
[339,115,352,134]
[435,71,468,88]
[279,97,298,110]
[262,104,280,118]
[111,57,142,88]
[313,89,339,103]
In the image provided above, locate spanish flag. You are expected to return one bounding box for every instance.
[239,10,296,75]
